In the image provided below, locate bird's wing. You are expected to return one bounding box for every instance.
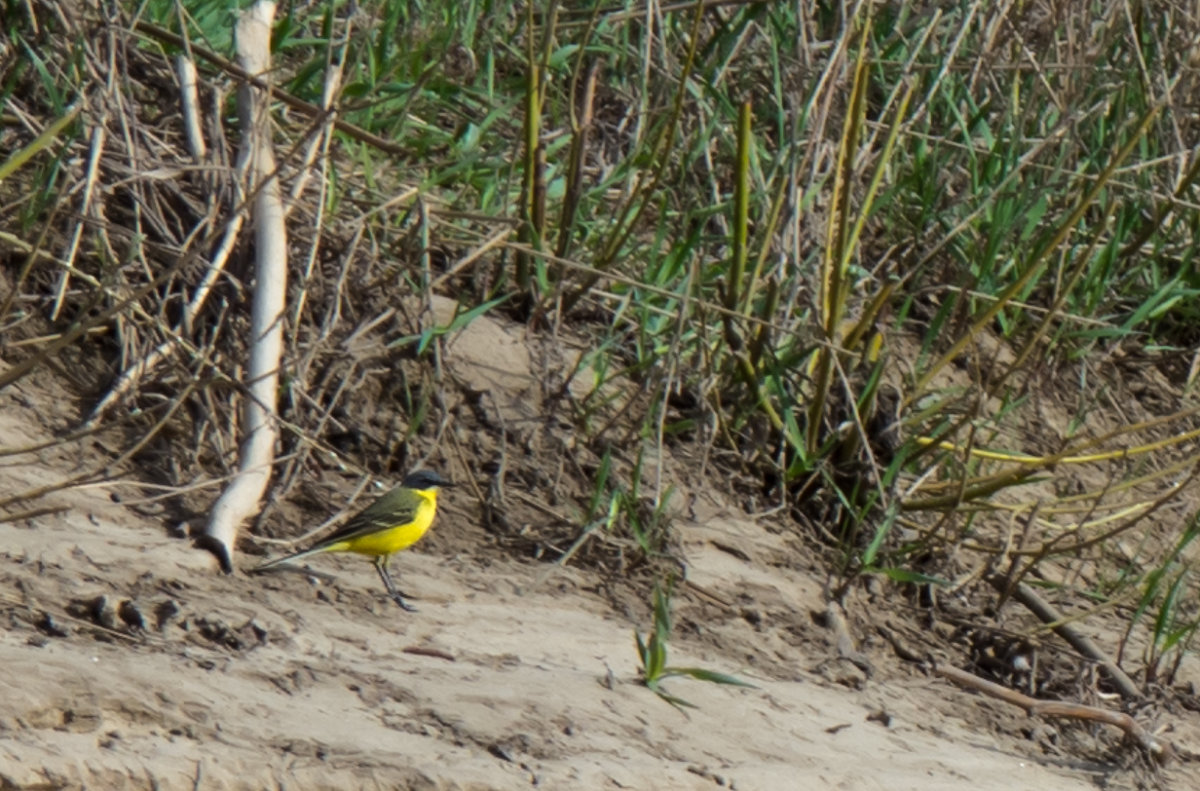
[309,491,421,548]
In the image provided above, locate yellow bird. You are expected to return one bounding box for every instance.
[251,469,454,611]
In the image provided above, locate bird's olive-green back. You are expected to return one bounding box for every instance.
[314,484,431,547]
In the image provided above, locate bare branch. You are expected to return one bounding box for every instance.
[200,0,286,572]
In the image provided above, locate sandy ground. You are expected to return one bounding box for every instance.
[1,465,1185,789]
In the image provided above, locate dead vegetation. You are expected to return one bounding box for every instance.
[4,0,1200,782]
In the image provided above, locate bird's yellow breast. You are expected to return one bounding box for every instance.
[333,489,439,558]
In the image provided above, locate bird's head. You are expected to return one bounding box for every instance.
[401,469,455,491]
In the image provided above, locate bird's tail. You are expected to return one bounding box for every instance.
[248,544,329,574]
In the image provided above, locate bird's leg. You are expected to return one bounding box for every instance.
[374,555,417,612]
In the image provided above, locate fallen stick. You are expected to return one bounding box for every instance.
[988,574,1142,702]
[936,664,1175,764]
[201,0,286,572]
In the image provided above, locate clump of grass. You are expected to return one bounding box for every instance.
[635,577,755,711]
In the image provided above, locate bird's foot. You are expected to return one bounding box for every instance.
[390,592,418,612]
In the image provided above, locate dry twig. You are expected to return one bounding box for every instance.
[987,575,1142,702]
[936,664,1174,764]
